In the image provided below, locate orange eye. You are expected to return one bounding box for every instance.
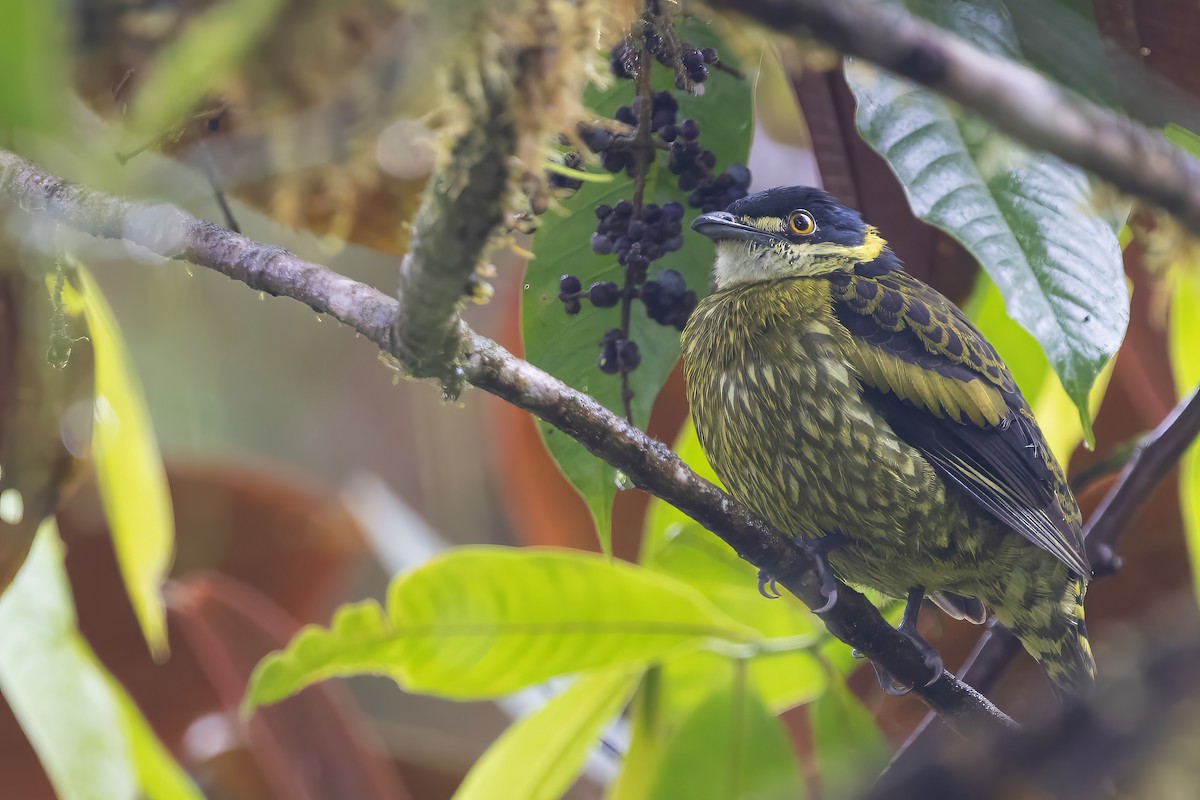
[788,209,816,236]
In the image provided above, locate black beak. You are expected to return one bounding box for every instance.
[690,212,782,247]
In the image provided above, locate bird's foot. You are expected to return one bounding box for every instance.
[867,629,945,696]
[757,569,781,599]
[867,586,944,695]
[806,532,847,612]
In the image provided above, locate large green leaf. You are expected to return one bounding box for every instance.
[642,667,803,800]
[454,667,639,800]
[845,0,1127,442]
[63,263,174,659]
[1169,269,1200,606]
[245,547,758,710]
[0,521,200,800]
[522,21,753,548]
[810,675,891,798]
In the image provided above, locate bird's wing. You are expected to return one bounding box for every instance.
[828,267,1090,578]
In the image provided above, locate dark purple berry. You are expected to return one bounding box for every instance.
[583,128,614,153]
[658,123,679,143]
[560,274,581,294]
[564,299,582,315]
[615,105,637,126]
[679,171,700,191]
[596,204,613,220]
[614,200,634,217]
[592,233,614,255]
[598,349,619,374]
[682,47,703,71]
[618,339,641,370]
[589,282,621,308]
[664,202,685,221]
[679,119,700,140]
[726,164,752,189]
[663,235,683,253]
[701,47,718,64]
[628,221,646,241]
[698,149,717,169]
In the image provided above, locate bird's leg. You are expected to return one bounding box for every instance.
[866,586,946,696]
[757,531,846,603]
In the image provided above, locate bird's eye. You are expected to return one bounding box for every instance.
[788,209,816,236]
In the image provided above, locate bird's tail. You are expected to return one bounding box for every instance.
[1007,577,1095,698]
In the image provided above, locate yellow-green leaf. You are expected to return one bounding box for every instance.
[0,521,199,800]
[63,264,173,658]
[245,547,759,712]
[109,676,205,800]
[455,668,640,800]
[1169,267,1200,606]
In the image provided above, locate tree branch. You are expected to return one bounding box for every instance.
[0,145,1013,736]
[705,0,1200,236]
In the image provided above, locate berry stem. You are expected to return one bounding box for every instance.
[619,5,659,424]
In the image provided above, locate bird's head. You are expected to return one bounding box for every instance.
[692,186,890,289]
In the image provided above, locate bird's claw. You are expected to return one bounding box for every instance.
[866,630,945,696]
[757,569,781,599]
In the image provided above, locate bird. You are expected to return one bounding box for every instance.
[679,185,1095,697]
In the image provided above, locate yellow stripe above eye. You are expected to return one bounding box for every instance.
[744,216,787,233]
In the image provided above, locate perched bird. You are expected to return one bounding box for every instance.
[680,186,1094,696]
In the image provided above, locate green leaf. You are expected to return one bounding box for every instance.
[1169,268,1200,606]
[0,521,199,800]
[642,665,803,800]
[109,676,205,800]
[63,262,173,659]
[810,675,890,798]
[522,21,753,550]
[125,0,284,143]
[845,0,1127,442]
[0,0,69,139]
[455,667,640,800]
[245,547,759,711]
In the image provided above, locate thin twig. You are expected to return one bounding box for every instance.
[0,145,1013,736]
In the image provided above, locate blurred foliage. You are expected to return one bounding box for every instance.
[453,667,640,800]
[0,0,69,145]
[522,21,753,552]
[846,0,1127,443]
[61,262,174,659]
[0,522,198,800]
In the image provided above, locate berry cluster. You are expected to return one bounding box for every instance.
[554,11,751,414]
[599,328,641,374]
[610,34,721,88]
[641,269,697,331]
[592,200,684,280]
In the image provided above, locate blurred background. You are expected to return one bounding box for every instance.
[2,0,1197,797]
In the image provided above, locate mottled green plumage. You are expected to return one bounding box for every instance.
[681,187,1094,694]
